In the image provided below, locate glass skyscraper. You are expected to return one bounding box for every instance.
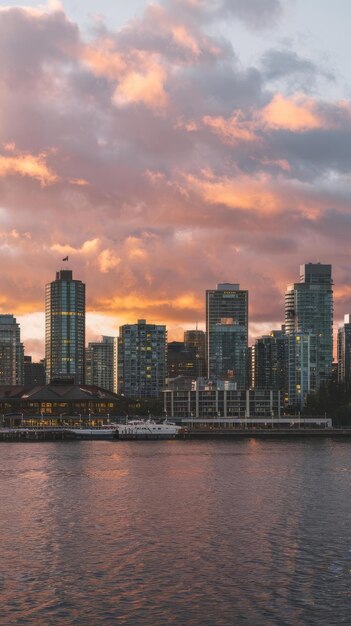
[285,263,333,404]
[45,269,85,384]
[206,283,248,388]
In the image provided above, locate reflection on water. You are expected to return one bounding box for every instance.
[1,439,351,625]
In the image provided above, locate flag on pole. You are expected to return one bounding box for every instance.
[62,256,68,261]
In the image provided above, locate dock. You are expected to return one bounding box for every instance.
[1,426,351,441]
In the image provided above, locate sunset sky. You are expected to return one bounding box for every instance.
[1,0,351,359]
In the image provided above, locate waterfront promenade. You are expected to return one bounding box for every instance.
[1,426,351,441]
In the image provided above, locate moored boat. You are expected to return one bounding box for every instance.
[114,419,184,440]
[66,427,116,440]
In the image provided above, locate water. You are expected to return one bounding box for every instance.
[1,438,351,625]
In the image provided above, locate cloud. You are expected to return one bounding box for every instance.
[261,93,322,131]
[0,150,58,185]
[113,58,169,110]
[98,249,121,273]
[0,0,350,355]
[51,239,100,256]
[213,0,283,29]
[261,49,335,89]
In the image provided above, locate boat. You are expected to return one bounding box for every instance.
[65,427,116,440]
[114,419,185,440]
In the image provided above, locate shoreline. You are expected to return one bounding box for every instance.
[1,427,351,441]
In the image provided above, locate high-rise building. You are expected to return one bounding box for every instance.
[85,336,117,393]
[45,269,85,384]
[286,332,317,409]
[251,329,287,392]
[0,315,24,385]
[206,283,248,388]
[184,329,206,377]
[337,314,351,385]
[285,263,333,405]
[118,319,167,398]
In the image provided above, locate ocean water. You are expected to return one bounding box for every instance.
[1,438,351,625]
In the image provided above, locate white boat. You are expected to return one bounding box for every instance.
[66,427,116,440]
[114,419,185,440]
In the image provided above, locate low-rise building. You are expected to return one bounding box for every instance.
[163,378,281,419]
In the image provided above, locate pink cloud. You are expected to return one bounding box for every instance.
[0,1,349,356]
[0,150,58,185]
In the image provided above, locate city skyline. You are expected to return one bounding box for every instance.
[7,259,351,362]
[1,0,351,359]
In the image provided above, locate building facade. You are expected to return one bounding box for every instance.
[206,283,248,388]
[118,319,167,398]
[184,330,206,377]
[0,315,24,385]
[337,314,351,385]
[163,380,281,419]
[24,356,46,387]
[86,336,118,393]
[251,329,287,392]
[167,341,199,379]
[45,269,85,384]
[285,263,333,406]
[285,332,317,409]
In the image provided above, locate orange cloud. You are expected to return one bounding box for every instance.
[69,178,89,186]
[95,292,203,324]
[202,113,257,144]
[0,151,58,186]
[171,25,200,57]
[185,171,281,213]
[82,39,126,81]
[98,249,121,273]
[262,93,322,131]
[113,59,169,110]
[51,239,100,256]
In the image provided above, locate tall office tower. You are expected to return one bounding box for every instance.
[337,314,351,385]
[206,283,248,388]
[118,319,167,398]
[0,315,24,385]
[85,336,118,393]
[251,328,287,391]
[285,263,333,405]
[184,329,206,377]
[45,269,85,384]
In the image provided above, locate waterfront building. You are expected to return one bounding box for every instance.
[285,263,333,405]
[118,319,167,398]
[251,328,287,392]
[0,315,24,385]
[45,269,85,384]
[163,378,281,419]
[0,382,119,419]
[85,336,117,393]
[206,283,248,388]
[24,356,46,387]
[337,314,351,385]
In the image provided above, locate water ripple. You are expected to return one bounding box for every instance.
[1,439,351,624]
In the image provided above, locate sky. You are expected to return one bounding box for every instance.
[0,0,350,359]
